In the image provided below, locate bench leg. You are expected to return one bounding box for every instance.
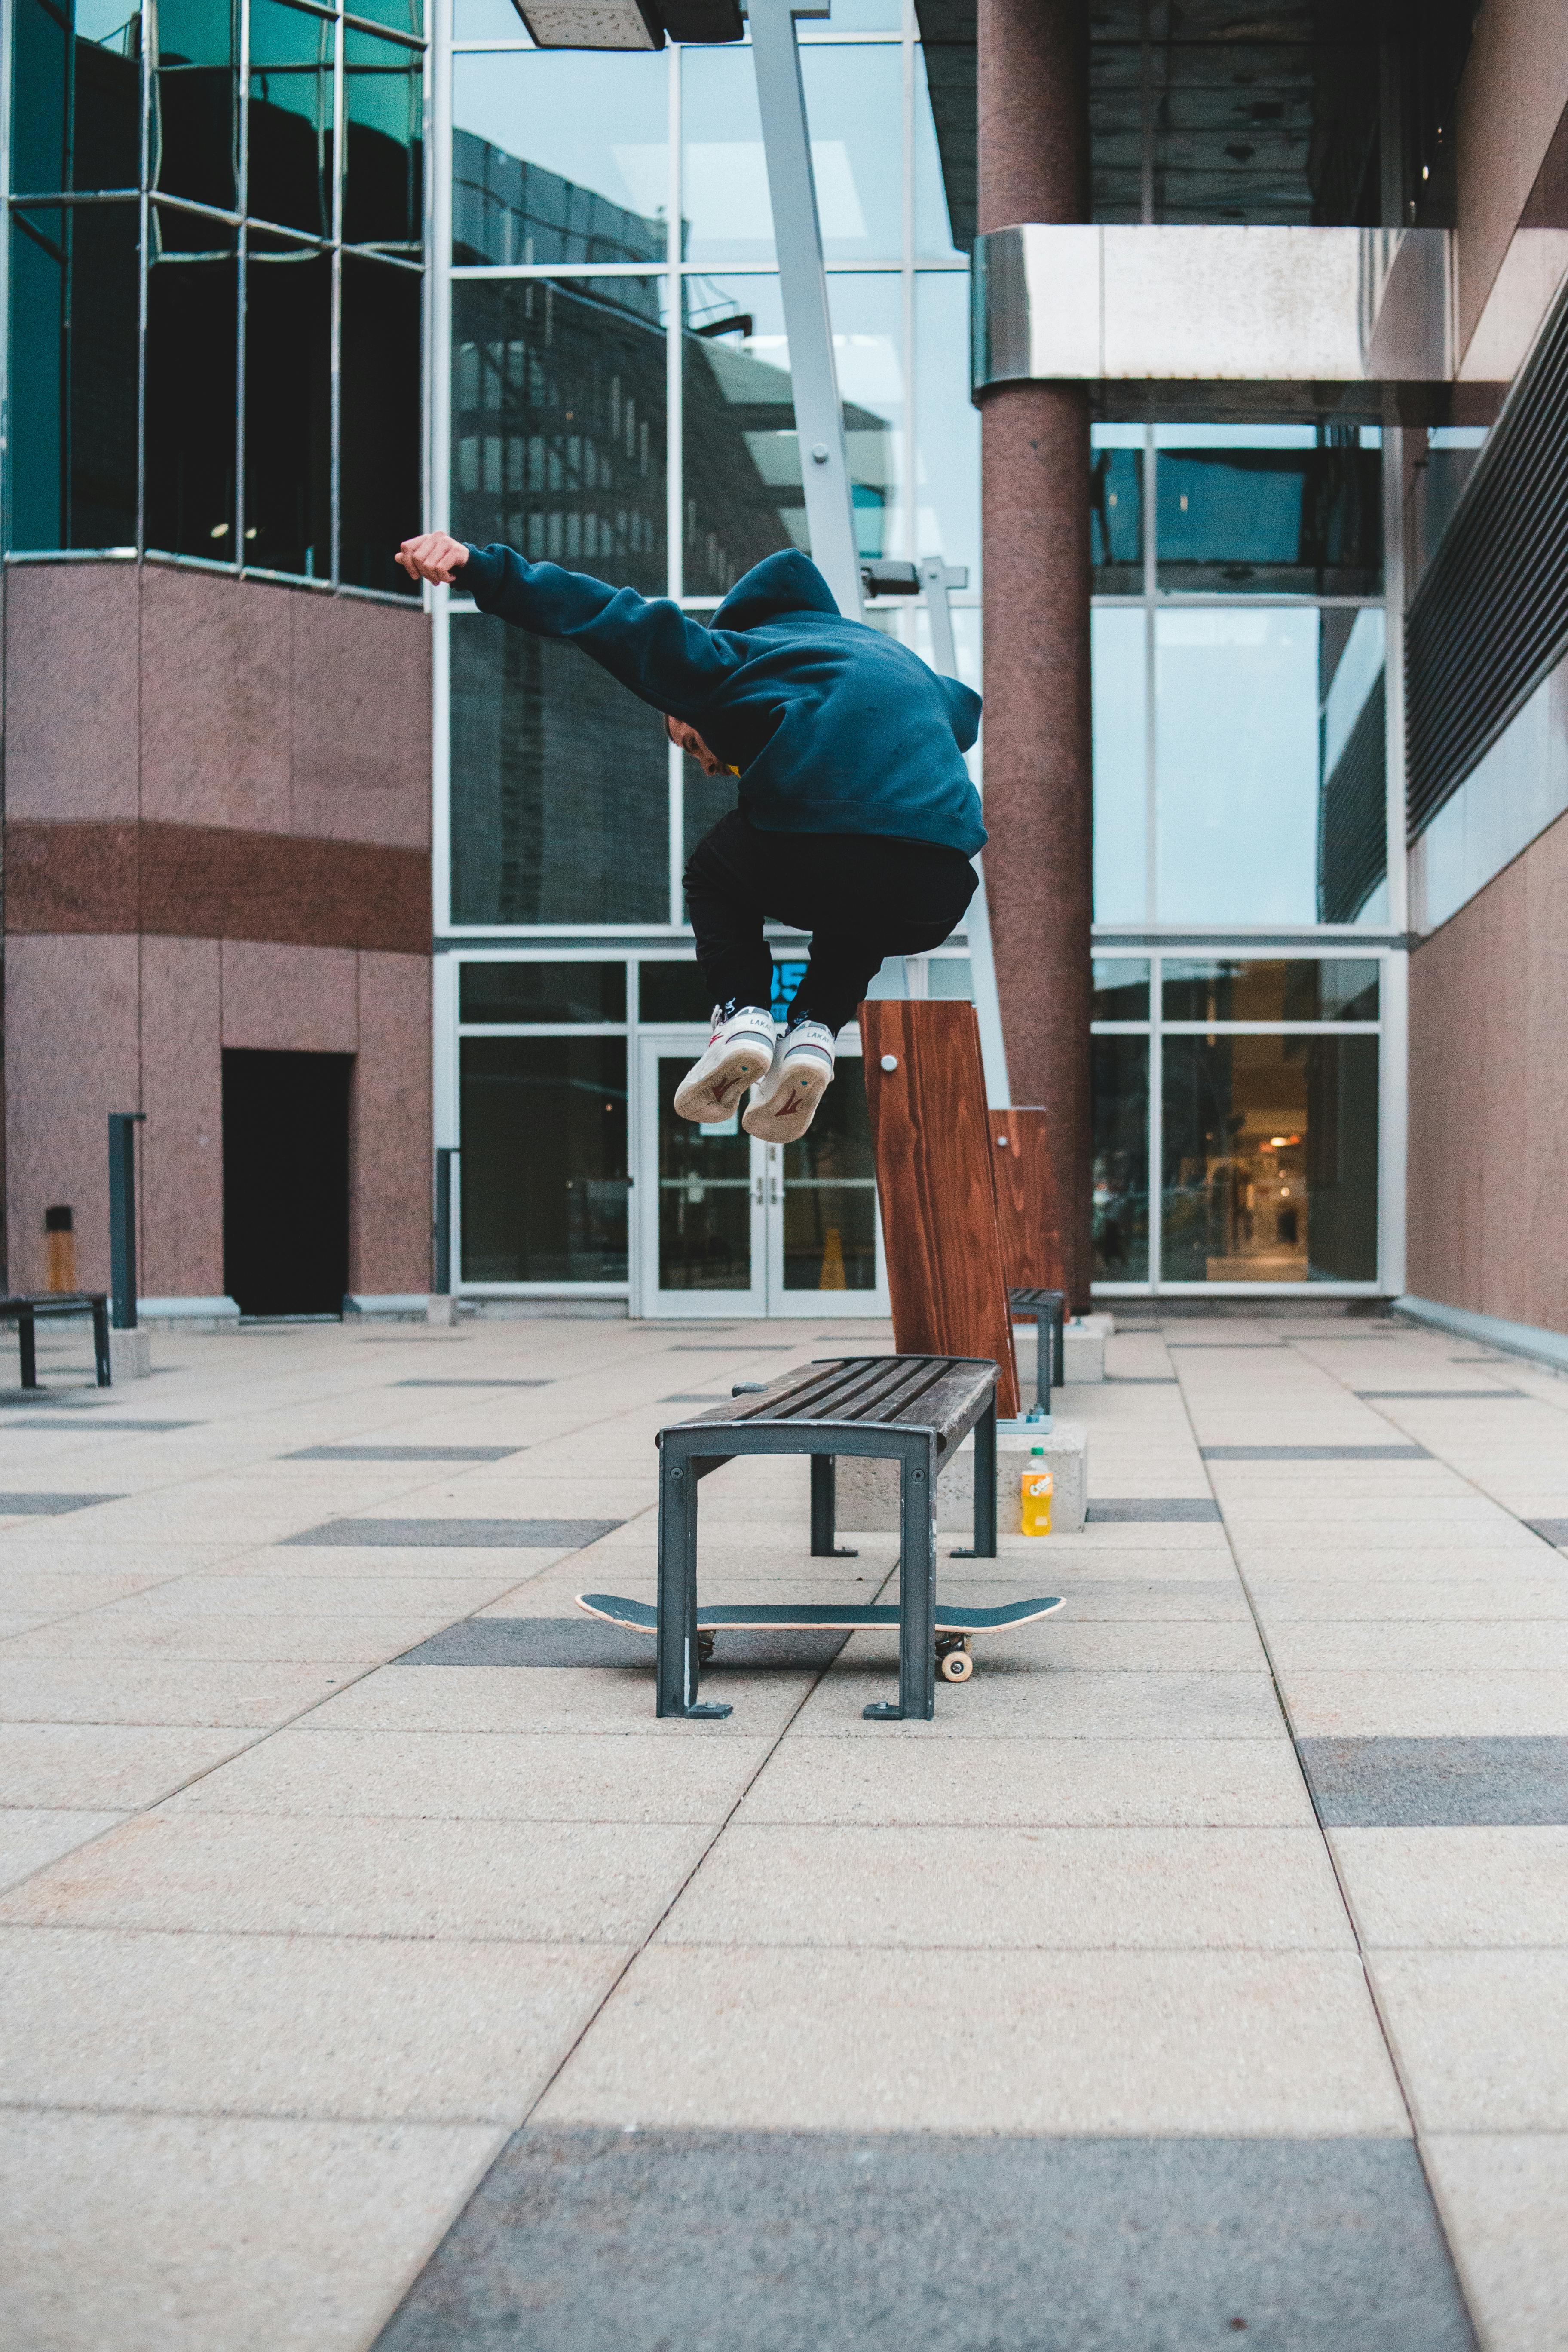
[809,1455,857,1560]
[92,1300,112,1387]
[950,1393,998,1560]
[19,1308,38,1391]
[865,1441,936,1722]
[656,1452,729,1722]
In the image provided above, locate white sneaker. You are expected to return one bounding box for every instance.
[743,1021,836,1142]
[673,1005,778,1124]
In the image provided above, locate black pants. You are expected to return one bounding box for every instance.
[683,808,977,1036]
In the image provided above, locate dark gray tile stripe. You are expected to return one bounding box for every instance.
[0,1419,196,1432]
[1354,1389,1524,1400]
[284,1446,524,1462]
[393,1378,554,1388]
[1086,1498,1223,1522]
[1298,1735,1568,1826]
[1526,1519,1568,1547]
[1202,1444,1430,1461]
[394,1617,847,1670]
[0,1493,125,1514]
[374,2129,1476,2352]
[660,1393,726,1403]
[1105,1375,1179,1385]
[667,1344,797,1352]
[1165,1341,1286,1350]
[281,1517,622,1549]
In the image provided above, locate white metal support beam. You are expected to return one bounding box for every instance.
[918,556,1011,1107]
[748,0,864,620]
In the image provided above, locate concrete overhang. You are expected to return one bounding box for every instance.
[969,224,1562,425]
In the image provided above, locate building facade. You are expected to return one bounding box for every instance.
[7,0,1568,1355]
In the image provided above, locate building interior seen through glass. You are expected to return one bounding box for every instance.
[6,0,424,591]
[1091,958,1382,1291]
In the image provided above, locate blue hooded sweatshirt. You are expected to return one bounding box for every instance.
[461,542,986,856]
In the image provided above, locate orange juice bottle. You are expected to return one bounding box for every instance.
[1020,1445,1054,1536]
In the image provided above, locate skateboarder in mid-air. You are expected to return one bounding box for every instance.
[398,530,985,1142]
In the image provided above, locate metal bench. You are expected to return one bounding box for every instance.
[1008,1286,1066,1418]
[654,1354,999,1724]
[0,1292,112,1391]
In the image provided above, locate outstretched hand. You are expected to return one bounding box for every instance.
[396,531,470,586]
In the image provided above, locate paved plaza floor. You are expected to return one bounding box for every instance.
[2,1305,1567,2349]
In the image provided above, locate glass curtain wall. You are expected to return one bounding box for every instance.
[442,0,978,930]
[5,0,426,593]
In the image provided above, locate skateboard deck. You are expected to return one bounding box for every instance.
[577,1591,1063,1683]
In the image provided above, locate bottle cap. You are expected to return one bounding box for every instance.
[1030,1444,1045,1456]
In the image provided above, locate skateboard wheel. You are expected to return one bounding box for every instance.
[938,1646,974,1683]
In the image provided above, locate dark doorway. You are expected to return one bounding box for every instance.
[223,1049,352,1316]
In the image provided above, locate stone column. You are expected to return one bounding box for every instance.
[976,0,1094,1308]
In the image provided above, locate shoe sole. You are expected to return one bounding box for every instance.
[673,1040,773,1124]
[742,1061,833,1142]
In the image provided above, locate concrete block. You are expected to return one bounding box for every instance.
[426,1294,459,1327]
[108,1329,151,1382]
[1063,1317,1110,1383]
[836,1424,1088,1536]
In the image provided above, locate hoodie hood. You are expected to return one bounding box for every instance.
[713,549,842,632]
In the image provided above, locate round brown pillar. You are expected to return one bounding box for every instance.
[977,0,1094,1309]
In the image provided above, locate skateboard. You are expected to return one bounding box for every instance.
[576,1592,1065,1682]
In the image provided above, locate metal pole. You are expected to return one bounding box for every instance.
[107,1113,146,1330]
[433,1146,459,1295]
[749,0,864,621]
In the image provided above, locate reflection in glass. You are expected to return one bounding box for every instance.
[1161,1035,1378,1283]
[153,0,238,214]
[1318,607,1387,922]
[347,0,423,36]
[460,1037,629,1282]
[343,28,422,245]
[912,45,963,261]
[657,1054,752,1292]
[1155,429,1381,595]
[243,242,331,575]
[1092,1035,1149,1281]
[247,0,332,238]
[453,0,527,34]
[913,272,978,582]
[340,254,421,592]
[461,962,628,1023]
[12,0,141,195]
[450,614,669,924]
[1091,427,1142,591]
[639,961,714,1023]
[682,44,902,266]
[782,1057,877,1291]
[145,221,237,556]
[1092,606,1147,922]
[10,203,139,550]
[1092,959,1149,1020]
[453,276,667,594]
[1155,607,1319,925]
[453,52,667,265]
[1161,959,1379,1024]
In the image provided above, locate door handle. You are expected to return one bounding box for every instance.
[753,1176,764,1205]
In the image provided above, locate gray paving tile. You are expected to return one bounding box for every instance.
[283,1446,525,1462]
[1086,1499,1223,1523]
[666,1345,797,1352]
[1105,1375,1179,1384]
[394,1616,848,1671]
[0,1722,260,1808]
[1333,1826,1568,1947]
[1527,1519,1568,1547]
[0,1808,124,1892]
[1354,1390,1524,1401]
[1424,2135,1568,2352]
[1202,1446,1430,1461]
[0,1492,125,1514]
[374,2129,1474,2352]
[0,1417,197,1431]
[1371,1951,1568,2130]
[660,1393,727,1403]
[0,2112,505,2352]
[393,1378,554,1388]
[1298,1736,1568,1826]
[281,1518,622,1548]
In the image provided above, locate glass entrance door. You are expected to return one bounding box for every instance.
[637,1034,888,1317]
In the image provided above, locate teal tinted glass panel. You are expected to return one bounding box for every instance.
[247,0,332,236]
[1092,605,1147,923]
[460,963,628,1023]
[1091,441,1142,591]
[343,27,422,244]
[450,613,669,924]
[340,252,422,592]
[242,241,331,574]
[1161,1034,1378,1283]
[12,0,141,194]
[154,0,239,213]
[1093,1034,1149,1281]
[460,1037,629,1282]
[453,275,667,597]
[10,203,139,550]
[346,0,424,34]
[11,0,70,194]
[453,50,667,267]
[145,218,237,554]
[1092,959,1149,1020]
[1155,432,1381,595]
